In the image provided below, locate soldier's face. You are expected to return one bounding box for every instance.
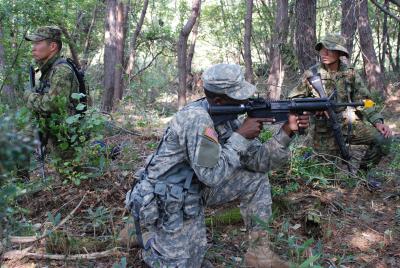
[319,47,340,65]
[32,40,56,62]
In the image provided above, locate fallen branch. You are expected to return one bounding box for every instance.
[3,247,120,261]
[8,193,87,245]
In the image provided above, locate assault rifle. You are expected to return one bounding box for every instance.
[208,95,375,163]
[30,65,46,180]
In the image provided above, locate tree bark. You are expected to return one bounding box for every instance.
[357,0,386,97]
[396,20,400,71]
[124,0,149,78]
[177,0,201,109]
[0,19,14,97]
[294,0,317,72]
[101,0,129,111]
[112,0,129,101]
[186,17,200,77]
[266,0,289,99]
[59,26,81,68]
[341,0,357,59]
[387,33,397,72]
[82,3,99,70]
[380,0,389,72]
[243,0,254,84]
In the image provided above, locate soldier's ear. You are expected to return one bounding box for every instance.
[49,41,58,52]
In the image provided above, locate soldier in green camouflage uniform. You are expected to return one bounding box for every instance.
[24,26,80,157]
[125,64,310,267]
[289,33,392,179]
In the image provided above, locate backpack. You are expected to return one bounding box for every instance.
[54,58,88,114]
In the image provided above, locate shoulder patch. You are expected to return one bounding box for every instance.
[203,127,219,143]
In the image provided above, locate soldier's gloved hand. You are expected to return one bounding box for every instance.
[282,112,310,136]
[375,123,392,138]
[236,117,274,139]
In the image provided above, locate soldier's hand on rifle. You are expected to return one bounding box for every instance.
[315,111,330,118]
[237,117,274,139]
[375,122,392,138]
[282,112,310,136]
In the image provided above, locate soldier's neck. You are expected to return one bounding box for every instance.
[324,61,339,72]
[38,52,60,75]
[40,51,59,66]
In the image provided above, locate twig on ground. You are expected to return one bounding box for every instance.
[8,193,87,245]
[3,247,121,261]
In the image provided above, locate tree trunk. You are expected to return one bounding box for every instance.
[0,19,14,97]
[82,3,99,70]
[177,0,201,109]
[124,0,149,79]
[186,17,200,92]
[357,0,386,97]
[112,0,129,101]
[266,0,288,99]
[380,0,388,72]
[341,0,357,58]
[102,0,118,111]
[396,20,400,72]
[186,17,200,77]
[294,0,317,72]
[387,33,397,72]
[59,26,81,68]
[243,0,254,83]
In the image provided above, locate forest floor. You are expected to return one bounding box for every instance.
[2,89,400,268]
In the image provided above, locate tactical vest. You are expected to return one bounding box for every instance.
[36,58,87,115]
[126,102,207,248]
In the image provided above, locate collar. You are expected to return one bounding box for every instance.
[38,53,61,76]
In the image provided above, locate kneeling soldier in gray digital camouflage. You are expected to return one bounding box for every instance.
[125,63,310,267]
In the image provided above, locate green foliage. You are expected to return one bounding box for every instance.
[289,146,337,187]
[272,181,300,197]
[41,94,108,185]
[0,107,34,238]
[259,129,273,143]
[85,206,110,236]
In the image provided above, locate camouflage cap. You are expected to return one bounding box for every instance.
[25,26,62,42]
[202,64,256,100]
[315,33,349,57]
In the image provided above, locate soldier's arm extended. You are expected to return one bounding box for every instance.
[351,70,384,125]
[26,65,77,114]
[174,108,254,188]
[240,127,292,173]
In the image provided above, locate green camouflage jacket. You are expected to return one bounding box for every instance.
[289,61,384,125]
[25,53,79,116]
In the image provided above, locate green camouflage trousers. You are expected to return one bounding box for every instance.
[312,117,391,170]
[142,170,272,268]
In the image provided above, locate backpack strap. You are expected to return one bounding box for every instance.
[54,58,88,113]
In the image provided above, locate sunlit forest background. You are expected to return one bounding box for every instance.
[1,0,399,267]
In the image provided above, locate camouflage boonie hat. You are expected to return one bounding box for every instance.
[202,64,256,100]
[315,33,349,57]
[25,26,62,42]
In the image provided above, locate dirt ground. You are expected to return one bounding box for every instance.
[2,93,400,268]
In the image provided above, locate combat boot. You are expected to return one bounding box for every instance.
[244,230,289,268]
